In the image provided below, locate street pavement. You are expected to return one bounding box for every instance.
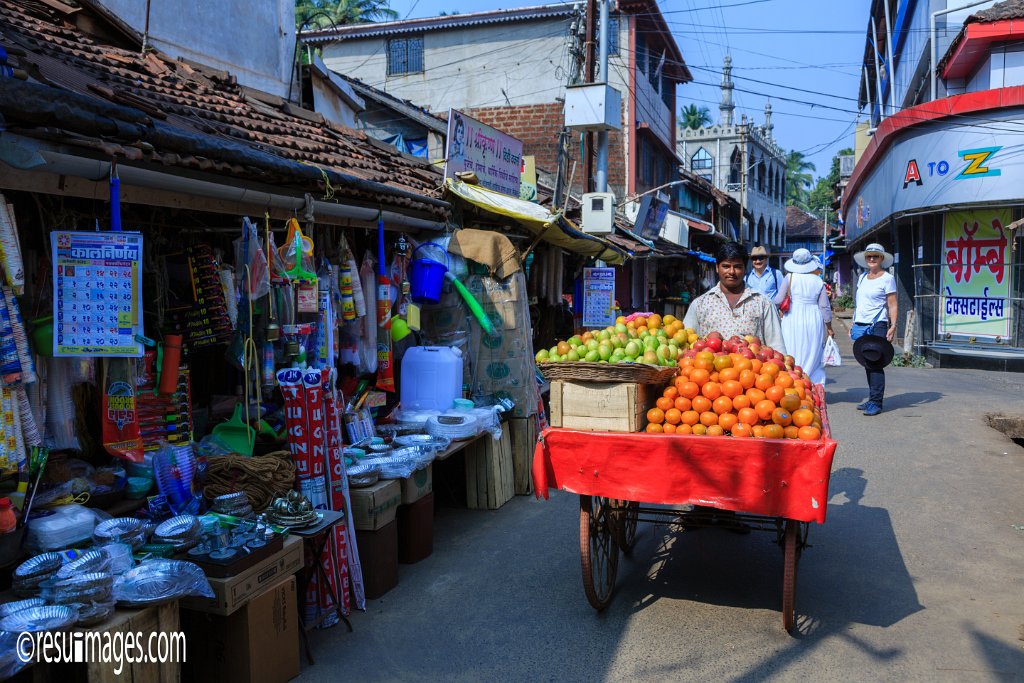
[304,319,1024,681]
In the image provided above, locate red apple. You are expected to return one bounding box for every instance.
[740,348,755,359]
[692,340,707,352]
[743,335,760,345]
[705,337,723,352]
[707,331,722,340]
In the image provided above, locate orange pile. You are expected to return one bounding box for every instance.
[645,350,824,440]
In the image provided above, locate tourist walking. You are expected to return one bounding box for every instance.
[744,246,783,300]
[773,248,834,385]
[850,243,898,416]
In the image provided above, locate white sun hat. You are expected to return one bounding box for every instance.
[783,248,822,274]
[853,242,894,269]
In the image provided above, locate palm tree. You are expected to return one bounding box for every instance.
[785,150,816,208]
[679,104,712,130]
[296,0,398,29]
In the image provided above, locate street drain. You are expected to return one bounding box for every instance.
[985,413,1024,448]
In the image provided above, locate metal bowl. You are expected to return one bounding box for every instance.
[0,598,46,620]
[212,492,247,507]
[154,515,200,540]
[55,550,107,579]
[94,517,143,541]
[0,605,77,633]
[395,434,450,451]
[14,553,63,580]
[113,560,211,607]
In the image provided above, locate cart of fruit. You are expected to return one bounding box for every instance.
[533,320,839,633]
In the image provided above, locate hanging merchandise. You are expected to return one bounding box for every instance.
[0,291,22,384]
[100,358,143,463]
[50,231,143,357]
[136,349,193,455]
[4,288,35,384]
[358,253,378,374]
[164,244,233,348]
[218,267,238,329]
[0,198,24,294]
[0,386,23,474]
[322,368,362,611]
[152,442,201,515]
[376,214,394,392]
[14,387,40,448]
[233,217,271,302]
[44,358,80,452]
[337,234,357,322]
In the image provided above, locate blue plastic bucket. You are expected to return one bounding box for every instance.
[410,243,450,304]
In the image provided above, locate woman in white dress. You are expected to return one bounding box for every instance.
[773,249,835,385]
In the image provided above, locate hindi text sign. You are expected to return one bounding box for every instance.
[940,209,1011,339]
[445,109,523,197]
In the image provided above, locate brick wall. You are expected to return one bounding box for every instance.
[467,103,629,198]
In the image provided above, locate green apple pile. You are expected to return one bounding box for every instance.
[535,314,695,367]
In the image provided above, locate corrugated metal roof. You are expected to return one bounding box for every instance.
[302,3,577,43]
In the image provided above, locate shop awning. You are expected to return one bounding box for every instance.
[684,216,714,233]
[444,179,626,264]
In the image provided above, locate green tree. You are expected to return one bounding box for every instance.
[296,0,398,29]
[679,104,713,130]
[785,150,816,209]
[808,147,855,215]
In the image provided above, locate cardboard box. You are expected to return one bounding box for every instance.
[549,380,660,432]
[182,575,299,683]
[182,535,302,615]
[358,520,398,599]
[397,492,434,564]
[400,464,433,504]
[350,478,401,531]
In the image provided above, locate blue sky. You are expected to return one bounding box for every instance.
[386,0,869,179]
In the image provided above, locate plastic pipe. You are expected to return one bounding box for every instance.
[444,271,495,337]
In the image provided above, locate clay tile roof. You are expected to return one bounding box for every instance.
[0,0,447,217]
[785,205,824,238]
[967,0,1024,23]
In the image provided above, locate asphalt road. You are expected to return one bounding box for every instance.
[304,320,1024,681]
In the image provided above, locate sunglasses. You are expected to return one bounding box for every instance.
[751,256,767,261]
[865,254,882,259]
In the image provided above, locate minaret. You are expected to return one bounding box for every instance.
[764,100,774,139]
[720,54,735,126]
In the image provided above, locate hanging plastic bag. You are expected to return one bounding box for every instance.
[234,218,271,301]
[823,335,842,367]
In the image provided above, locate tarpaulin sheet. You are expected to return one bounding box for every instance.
[444,179,626,264]
[533,386,838,524]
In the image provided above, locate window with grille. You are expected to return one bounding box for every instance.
[387,36,424,76]
[691,148,713,171]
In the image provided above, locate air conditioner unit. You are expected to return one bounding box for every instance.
[582,192,616,234]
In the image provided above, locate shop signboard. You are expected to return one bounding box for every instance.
[582,267,616,329]
[445,109,523,197]
[52,231,144,357]
[842,109,1024,242]
[939,208,1012,340]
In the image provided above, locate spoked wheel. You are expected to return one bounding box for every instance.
[610,500,640,554]
[781,519,804,634]
[580,495,619,611]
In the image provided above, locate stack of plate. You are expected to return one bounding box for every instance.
[55,550,108,579]
[45,572,114,606]
[0,605,77,633]
[153,515,201,551]
[12,553,63,597]
[211,492,254,518]
[93,518,146,550]
[76,601,117,627]
[113,560,213,607]
[0,598,45,620]
[346,461,380,488]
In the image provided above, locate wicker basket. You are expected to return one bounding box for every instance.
[538,361,677,384]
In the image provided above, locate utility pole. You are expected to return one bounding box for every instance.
[595,0,610,193]
[739,122,747,243]
[822,207,829,269]
[583,0,596,194]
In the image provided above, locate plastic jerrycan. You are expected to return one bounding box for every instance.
[400,346,464,411]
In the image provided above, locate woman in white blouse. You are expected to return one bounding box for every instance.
[773,249,834,385]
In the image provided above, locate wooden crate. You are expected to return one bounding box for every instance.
[465,427,514,510]
[549,380,661,432]
[508,416,537,495]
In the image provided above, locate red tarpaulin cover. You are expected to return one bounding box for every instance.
[532,386,838,524]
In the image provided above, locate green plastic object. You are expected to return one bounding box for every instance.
[211,404,256,456]
[444,272,495,336]
[285,231,316,282]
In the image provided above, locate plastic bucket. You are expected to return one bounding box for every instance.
[410,243,450,304]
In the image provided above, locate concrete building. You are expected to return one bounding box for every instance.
[95,0,296,99]
[843,0,1024,369]
[678,56,788,251]
[304,1,690,203]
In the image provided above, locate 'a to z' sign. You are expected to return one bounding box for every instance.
[903,146,1002,188]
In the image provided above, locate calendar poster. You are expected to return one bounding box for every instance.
[582,267,616,329]
[51,231,144,357]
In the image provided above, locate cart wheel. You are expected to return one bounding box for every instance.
[580,495,619,611]
[611,500,639,554]
[781,520,801,634]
